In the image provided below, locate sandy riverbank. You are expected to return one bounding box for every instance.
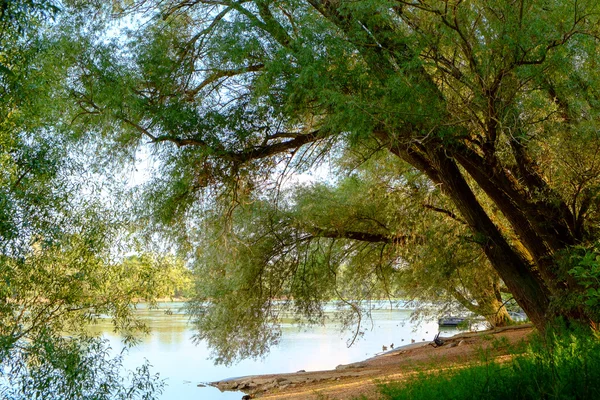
[210,324,533,399]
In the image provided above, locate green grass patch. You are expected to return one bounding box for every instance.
[377,324,600,400]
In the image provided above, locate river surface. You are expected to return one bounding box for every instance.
[88,302,470,400]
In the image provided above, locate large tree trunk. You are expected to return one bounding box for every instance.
[377,132,552,328]
[308,0,592,329]
[429,147,551,328]
[301,0,577,329]
[452,145,575,293]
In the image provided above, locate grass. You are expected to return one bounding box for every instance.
[376,324,600,400]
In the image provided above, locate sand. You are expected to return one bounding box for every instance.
[211,324,533,399]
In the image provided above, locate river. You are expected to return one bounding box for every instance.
[87,301,470,400]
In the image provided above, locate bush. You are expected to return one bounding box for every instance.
[567,244,600,321]
[0,332,164,400]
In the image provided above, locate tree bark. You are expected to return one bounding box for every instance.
[431,148,551,328]
[377,131,552,328]
[451,145,577,295]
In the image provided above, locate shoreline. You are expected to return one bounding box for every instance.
[210,324,533,399]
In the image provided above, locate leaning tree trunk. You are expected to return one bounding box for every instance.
[379,134,553,328]
[303,0,564,329]
[430,147,552,328]
[452,146,576,293]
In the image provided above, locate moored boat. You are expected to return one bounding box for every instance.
[438,317,466,327]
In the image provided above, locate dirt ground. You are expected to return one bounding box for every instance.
[211,324,533,400]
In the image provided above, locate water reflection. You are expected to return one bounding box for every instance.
[89,302,466,400]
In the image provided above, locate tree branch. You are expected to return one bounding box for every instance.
[185,64,264,100]
[422,203,467,225]
[451,288,479,314]
[309,227,419,245]
[229,130,323,163]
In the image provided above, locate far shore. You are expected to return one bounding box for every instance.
[210,324,533,399]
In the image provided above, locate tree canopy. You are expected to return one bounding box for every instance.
[3,0,600,369]
[70,0,600,325]
[0,2,173,397]
[188,151,516,362]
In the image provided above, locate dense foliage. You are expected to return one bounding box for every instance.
[60,0,600,362]
[0,333,163,400]
[3,0,600,372]
[0,1,174,397]
[189,152,514,362]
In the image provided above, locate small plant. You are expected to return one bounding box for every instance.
[491,335,510,351]
[568,244,600,320]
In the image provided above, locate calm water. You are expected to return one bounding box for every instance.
[88,302,467,400]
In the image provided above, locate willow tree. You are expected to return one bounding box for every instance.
[0,2,168,397]
[190,156,513,362]
[70,0,600,333]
